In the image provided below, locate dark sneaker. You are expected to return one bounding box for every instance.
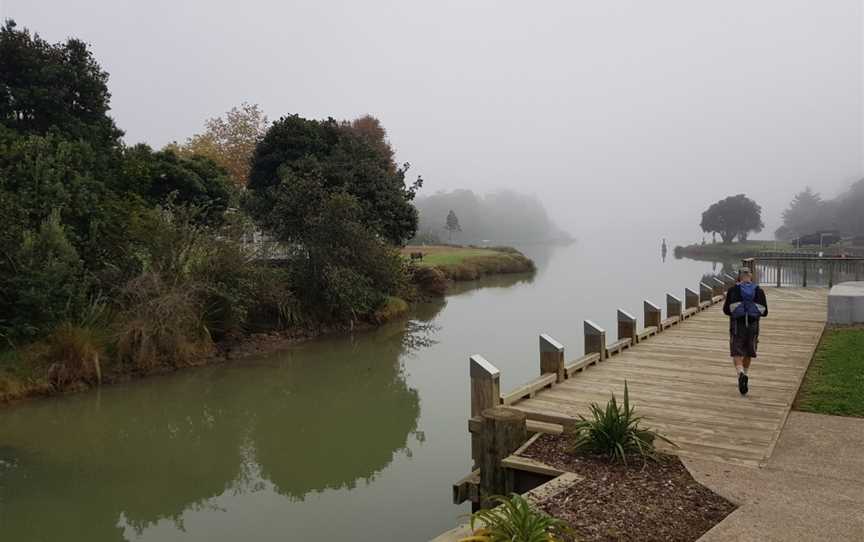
[738,373,749,396]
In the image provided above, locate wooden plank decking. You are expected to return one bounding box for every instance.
[509,288,827,467]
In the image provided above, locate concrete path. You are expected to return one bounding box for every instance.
[686,411,864,541]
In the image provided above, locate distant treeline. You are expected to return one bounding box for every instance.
[775,179,864,241]
[411,189,572,244]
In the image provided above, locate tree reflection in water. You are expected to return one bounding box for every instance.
[0,299,446,541]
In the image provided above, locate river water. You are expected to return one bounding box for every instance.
[0,239,718,541]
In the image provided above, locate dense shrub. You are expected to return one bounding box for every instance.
[0,211,90,342]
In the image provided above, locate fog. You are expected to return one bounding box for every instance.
[5,0,862,242]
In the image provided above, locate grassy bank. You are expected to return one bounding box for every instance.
[795,327,864,417]
[403,245,535,295]
[674,240,792,260]
[0,297,410,405]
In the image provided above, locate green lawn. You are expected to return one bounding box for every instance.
[674,240,793,260]
[401,245,504,267]
[795,327,864,417]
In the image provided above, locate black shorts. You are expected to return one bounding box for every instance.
[730,327,759,358]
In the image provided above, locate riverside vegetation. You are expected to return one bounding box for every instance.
[403,245,535,296]
[0,21,532,402]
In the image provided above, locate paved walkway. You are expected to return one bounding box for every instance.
[688,411,864,541]
[509,288,827,466]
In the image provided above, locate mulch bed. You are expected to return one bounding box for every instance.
[520,434,736,542]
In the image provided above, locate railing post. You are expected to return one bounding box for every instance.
[584,320,607,361]
[617,309,637,344]
[711,277,726,296]
[644,300,661,331]
[666,293,682,320]
[856,261,861,282]
[470,355,501,470]
[723,273,737,287]
[776,261,782,288]
[699,282,713,304]
[802,262,808,287]
[539,334,565,383]
[685,288,699,310]
[828,261,834,288]
[470,355,501,418]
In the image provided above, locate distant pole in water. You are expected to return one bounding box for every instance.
[661,238,668,262]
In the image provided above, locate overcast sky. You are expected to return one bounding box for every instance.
[4,0,862,242]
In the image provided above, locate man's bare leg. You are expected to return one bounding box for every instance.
[737,356,750,395]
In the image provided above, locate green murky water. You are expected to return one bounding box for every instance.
[0,241,716,541]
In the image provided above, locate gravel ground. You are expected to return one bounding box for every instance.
[521,434,736,542]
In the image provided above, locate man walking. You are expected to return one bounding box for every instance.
[722,268,768,395]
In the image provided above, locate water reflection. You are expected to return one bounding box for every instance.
[0,303,446,541]
[446,271,535,296]
[0,241,722,542]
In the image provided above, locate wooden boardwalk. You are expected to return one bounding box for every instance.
[508,288,827,467]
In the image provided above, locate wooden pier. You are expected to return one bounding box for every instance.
[459,281,828,505]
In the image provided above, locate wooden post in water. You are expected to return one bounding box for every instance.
[644,300,661,332]
[478,406,527,507]
[685,288,699,310]
[584,320,607,361]
[699,282,713,304]
[617,309,637,344]
[539,334,565,383]
[666,293,682,319]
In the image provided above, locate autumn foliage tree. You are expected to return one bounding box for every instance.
[700,194,764,244]
[169,103,268,188]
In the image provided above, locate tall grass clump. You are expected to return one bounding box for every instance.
[114,272,212,370]
[461,493,571,542]
[568,381,674,464]
[43,322,104,389]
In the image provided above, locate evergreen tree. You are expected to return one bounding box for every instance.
[444,209,461,241]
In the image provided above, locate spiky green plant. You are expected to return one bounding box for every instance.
[460,493,571,542]
[569,381,675,464]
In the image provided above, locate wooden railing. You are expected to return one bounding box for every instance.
[458,273,736,505]
[742,257,864,288]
